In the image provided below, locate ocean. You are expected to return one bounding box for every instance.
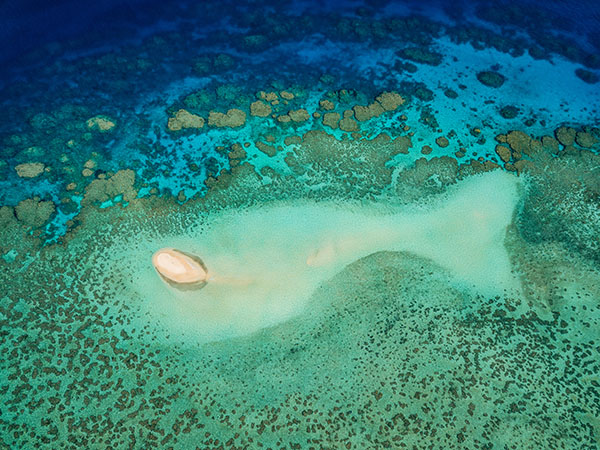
[1,0,599,448]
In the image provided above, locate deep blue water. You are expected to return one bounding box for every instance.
[1,0,600,69]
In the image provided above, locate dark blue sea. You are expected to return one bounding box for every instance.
[1,1,599,448]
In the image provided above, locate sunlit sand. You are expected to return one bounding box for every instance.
[152,248,209,290]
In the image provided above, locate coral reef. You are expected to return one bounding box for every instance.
[1,2,600,448]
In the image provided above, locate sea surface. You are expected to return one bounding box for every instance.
[1,0,599,448]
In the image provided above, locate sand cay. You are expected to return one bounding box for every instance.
[152,248,209,290]
[137,170,523,344]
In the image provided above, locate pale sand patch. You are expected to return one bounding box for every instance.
[131,170,523,345]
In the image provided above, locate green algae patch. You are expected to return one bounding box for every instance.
[499,105,519,119]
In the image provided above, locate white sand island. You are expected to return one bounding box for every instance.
[152,248,209,290]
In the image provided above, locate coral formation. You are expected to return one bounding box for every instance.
[167,109,205,131]
[86,115,116,132]
[82,169,137,205]
[15,162,45,178]
[14,197,55,228]
[208,108,247,128]
[250,100,272,117]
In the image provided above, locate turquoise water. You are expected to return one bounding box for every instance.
[1,1,599,449]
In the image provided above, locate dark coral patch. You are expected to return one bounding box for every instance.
[477,70,506,88]
[443,88,458,99]
[575,68,599,84]
[500,105,519,119]
[397,46,443,66]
